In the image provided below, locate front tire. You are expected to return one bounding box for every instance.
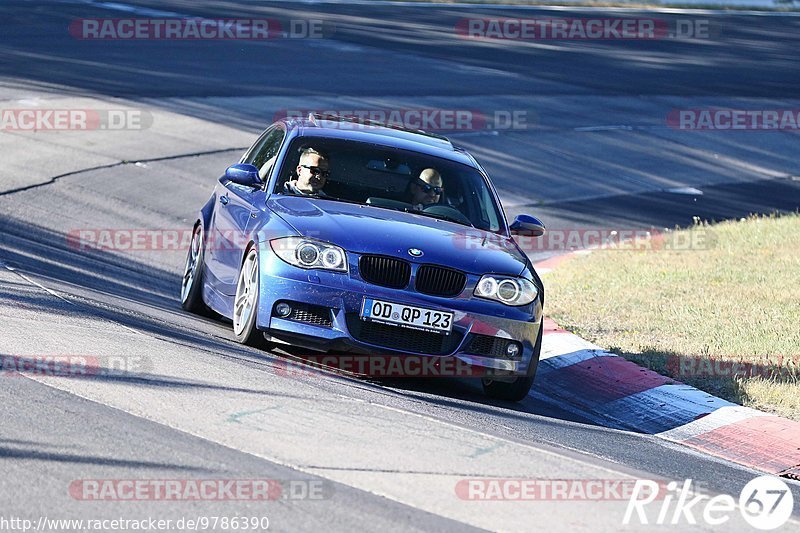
[481,321,543,402]
[233,246,268,347]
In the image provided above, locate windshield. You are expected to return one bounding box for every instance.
[273,136,504,232]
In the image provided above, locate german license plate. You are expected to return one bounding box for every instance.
[360,298,453,334]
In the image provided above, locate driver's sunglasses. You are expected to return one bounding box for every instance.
[415,178,443,195]
[300,165,331,178]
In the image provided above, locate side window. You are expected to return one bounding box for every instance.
[246,127,285,181]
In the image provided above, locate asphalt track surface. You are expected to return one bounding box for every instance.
[1,1,800,531]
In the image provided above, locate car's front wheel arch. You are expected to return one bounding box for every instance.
[232,241,270,348]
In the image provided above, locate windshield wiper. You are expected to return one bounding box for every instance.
[411,209,475,228]
[293,194,476,228]
[291,194,367,207]
[316,195,364,206]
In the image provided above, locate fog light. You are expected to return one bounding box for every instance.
[276,302,292,317]
[506,343,521,358]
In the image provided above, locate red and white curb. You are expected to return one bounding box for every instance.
[532,258,800,479]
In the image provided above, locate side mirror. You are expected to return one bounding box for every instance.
[510,214,546,237]
[225,164,262,187]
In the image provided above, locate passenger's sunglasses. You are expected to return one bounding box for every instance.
[300,165,331,178]
[415,178,443,195]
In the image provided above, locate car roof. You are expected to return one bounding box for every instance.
[280,114,477,168]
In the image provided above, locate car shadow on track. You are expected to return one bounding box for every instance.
[0,215,179,310]
[0,443,203,471]
[371,375,598,426]
[0,295,316,399]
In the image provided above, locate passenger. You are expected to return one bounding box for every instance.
[408,168,443,210]
[284,147,330,196]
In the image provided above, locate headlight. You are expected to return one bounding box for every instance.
[474,275,538,306]
[270,237,347,272]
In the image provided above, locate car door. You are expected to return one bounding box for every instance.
[206,126,286,295]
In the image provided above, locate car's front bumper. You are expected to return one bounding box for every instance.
[256,250,542,377]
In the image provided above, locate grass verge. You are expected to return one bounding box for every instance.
[544,213,800,420]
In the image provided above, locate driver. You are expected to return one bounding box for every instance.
[284,147,330,196]
[408,168,443,210]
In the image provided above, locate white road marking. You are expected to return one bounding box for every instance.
[1,261,148,338]
[604,384,734,428]
[665,186,704,195]
[574,125,635,132]
[2,263,74,305]
[658,405,768,442]
[540,334,604,365]
[93,1,183,17]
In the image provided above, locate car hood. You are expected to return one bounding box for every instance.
[267,196,527,276]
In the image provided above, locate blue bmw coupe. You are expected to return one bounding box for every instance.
[181,114,546,401]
